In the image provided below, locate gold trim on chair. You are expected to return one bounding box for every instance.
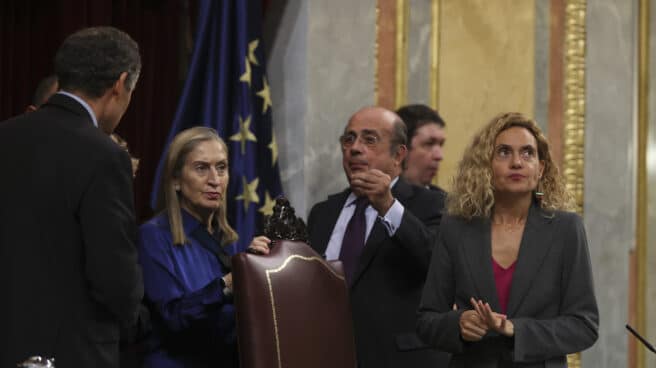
[265,255,346,368]
[563,0,586,366]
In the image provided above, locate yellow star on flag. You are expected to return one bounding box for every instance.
[236,177,260,211]
[258,191,276,216]
[239,57,251,87]
[256,77,272,114]
[229,115,257,154]
[248,39,259,66]
[268,133,278,166]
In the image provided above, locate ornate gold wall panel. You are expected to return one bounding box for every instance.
[563,0,587,217]
[562,0,587,366]
[395,0,408,108]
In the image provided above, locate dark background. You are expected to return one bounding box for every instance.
[0,0,200,222]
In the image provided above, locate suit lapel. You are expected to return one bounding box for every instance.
[312,190,350,256]
[505,204,555,316]
[350,178,413,288]
[462,217,501,311]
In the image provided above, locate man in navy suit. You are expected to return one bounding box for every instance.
[307,106,449,367]
[0,27,143,368]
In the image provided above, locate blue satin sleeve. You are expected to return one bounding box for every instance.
[138,221,228,332]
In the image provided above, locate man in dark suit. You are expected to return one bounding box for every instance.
[396,104,447,194]
[0,27,143,368]
[307,106,449,367]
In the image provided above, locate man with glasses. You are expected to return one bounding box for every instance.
[307,106,449,368]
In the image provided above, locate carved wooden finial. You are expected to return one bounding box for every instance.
[263,196,309,245]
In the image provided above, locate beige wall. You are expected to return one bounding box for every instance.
[436,0,535,189]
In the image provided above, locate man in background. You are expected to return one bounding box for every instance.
[396,104,447,193]
[0,26,143,368]
[25,74,58,112]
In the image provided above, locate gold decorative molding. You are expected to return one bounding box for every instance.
[429,0,440,109]
[394,0,408,108]
[563,0,586,366]
[562,0,586,216]
[265,255,345,368]
[636,0,649,367]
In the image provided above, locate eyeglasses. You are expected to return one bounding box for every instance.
[339,132,380,149]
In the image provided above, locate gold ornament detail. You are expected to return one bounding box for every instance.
[563,0,586,365]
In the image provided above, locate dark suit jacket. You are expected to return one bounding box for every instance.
[428,184,446,196]
[417,204,599,367]
[307,178,450,368]
[0,94,143,368]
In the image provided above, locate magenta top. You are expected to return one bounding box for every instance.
[492,258,517,314]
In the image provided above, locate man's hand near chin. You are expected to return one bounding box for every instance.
[349,169,394,214]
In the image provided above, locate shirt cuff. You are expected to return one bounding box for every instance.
[378,199,404,236]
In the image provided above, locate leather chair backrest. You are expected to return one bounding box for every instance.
[232,240,357,368]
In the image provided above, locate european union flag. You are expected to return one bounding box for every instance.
[151,0,283,253]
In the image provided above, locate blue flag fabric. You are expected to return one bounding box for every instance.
[151,0,283,253]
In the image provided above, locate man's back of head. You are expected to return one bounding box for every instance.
[54,26,141,134]
[55,26,141,98]
[396,104,446,188]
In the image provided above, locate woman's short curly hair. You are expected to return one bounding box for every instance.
[447,112,574,219]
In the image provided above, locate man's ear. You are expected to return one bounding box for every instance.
[394,144,408,167]
[112,72,129,96]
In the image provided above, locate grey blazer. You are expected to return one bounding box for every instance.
[417,204,598,368]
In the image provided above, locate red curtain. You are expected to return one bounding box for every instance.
[0,0,195,222]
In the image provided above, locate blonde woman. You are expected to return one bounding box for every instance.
[417,113,598,367]
[138,127,269,368]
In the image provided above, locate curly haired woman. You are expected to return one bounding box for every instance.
[417,112,598,367]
